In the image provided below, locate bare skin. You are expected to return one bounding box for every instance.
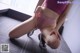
[9,15,37,38]
[36,6,60,48]
[9,6,60,49]
[9,0,72,49]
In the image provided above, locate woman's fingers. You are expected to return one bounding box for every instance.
[50,30,61,40]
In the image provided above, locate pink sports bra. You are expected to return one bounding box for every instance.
[44,0,68,14]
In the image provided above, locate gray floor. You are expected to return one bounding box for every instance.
[0,16,71,53]
[62,1,80,53]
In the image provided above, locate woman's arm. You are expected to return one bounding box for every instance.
[34,0,44,12]
[9,0,45,38]
[9,15,37,38]
[55,1,73,31]
[36,0,44,6]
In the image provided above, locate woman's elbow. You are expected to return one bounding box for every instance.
[9,31,18,39]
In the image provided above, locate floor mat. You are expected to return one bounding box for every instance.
[0,16,71,53]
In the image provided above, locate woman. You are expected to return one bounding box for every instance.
[9,0,72,49]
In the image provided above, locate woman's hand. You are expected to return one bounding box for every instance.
[50,28,61,40]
